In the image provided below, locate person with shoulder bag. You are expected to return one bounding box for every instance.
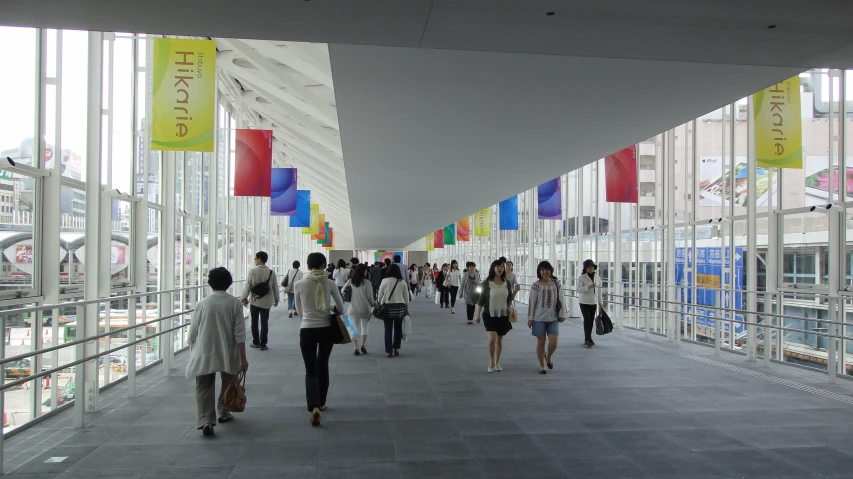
[281,260,303,318]
[294,252,345,427]
[474,260,514,373]
[527,260,566,374]
[375,264,410,358]
[186,267,249,436]
[576,259,605,348]
[240,251,279,351]
[460,261,481,325]
[346,264,377,356]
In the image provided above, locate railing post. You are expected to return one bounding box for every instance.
[715,290,722,357]
[828,296,838,384]
[74,306,85,428]
[127,296,137,398]
[0,314,6,476]
[163,292,173,378]
[763,292,772,368]
[643,283,649,339]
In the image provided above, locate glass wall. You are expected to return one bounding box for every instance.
[432,69,853,379]
[0,27,323,433]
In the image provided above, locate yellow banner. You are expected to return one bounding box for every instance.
[303,204,320,235]
[151,38,216,152]
[474,208,490,237]
[426,233,435,251]
[753,75,802,169]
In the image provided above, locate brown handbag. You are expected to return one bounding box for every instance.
[220,371,247,412]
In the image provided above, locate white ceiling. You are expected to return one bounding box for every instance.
[4,0,853,249]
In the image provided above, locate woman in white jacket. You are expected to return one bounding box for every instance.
[376,264,411,358]
[576,259,605,348]
[345,264,377,356]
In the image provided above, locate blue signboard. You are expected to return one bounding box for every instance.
[675,247,745,336]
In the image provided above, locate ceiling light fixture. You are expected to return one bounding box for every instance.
[767,24,777,29]
[546,11,556,16]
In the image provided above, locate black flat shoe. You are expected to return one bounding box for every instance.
[539,369,547,375]
[354,349,360,356]
[547,361,554,370]
[588,340,595,346]
[394,349,400,356]
[202,424,215,436]
[361,346,367,354]
[386,353,393,358]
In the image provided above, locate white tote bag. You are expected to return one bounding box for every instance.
[402,315,413,342]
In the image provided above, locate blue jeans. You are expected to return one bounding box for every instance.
[288,292,296,311]
[383,317,404,353]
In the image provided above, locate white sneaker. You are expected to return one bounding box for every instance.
[487,367,496,373]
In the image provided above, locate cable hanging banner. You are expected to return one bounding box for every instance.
[312,215,326,241]
[753,75,803,169]
[289,190,311,228]
[233,129,273,196]
[473,208,490,237]
[457,217,471,242]
[604,146,638,203]
[537,177,562,220]
[151,38,216,152]
[271,168,297,215]
[499,196,519,230]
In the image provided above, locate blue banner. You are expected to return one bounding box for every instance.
[675,246,745,337]
[499,196,519,230]
[290,190,311,227]
[270,168,297,216]
[537,178,561,220]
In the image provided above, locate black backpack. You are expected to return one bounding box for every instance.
[250,271,272,299]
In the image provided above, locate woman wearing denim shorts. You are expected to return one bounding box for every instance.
[527,261,566,374]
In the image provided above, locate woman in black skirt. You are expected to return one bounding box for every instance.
[475,260,514,373]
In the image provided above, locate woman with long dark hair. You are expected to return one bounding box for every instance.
[527,260,566,374]
[446,260,463,314]
[333,259,350,293]
[409,264,419,296]
[576,259,605,347]
[474,260,513,372]
[436,263,449,308]
[345,263,377,355]
[422,262,433,299]
[376,264,411,358]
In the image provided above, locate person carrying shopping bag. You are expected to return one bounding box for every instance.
[375,264,410,358]
[576,259,605,348]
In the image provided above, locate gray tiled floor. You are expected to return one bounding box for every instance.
[7,296,853,478]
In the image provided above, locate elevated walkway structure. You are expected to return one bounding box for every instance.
[4,296,853,478]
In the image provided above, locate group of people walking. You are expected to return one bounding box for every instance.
[184,250,606,435]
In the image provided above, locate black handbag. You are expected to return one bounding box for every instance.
[250,271,272,299]
[373,280,406,320]
[595,308,614,335]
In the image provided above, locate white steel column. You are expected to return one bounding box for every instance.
[81,31,104,417]
[745,97,758,362]
[666,129,677,342]
[160,152,176,375]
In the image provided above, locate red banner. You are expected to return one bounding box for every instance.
[434,229,444,249]
[234,129,273,196]
[605,146,638,203]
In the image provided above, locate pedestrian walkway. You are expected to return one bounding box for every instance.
[6,295,853,478]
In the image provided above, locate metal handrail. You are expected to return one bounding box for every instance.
[0,310,190,367]
[0,280,245,317]
[605,291,850,327]
[613,297,853,342]
[0,314,194,392]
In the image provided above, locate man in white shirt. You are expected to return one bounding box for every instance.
[241,251,279,351]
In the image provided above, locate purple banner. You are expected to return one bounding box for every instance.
[537,177,562,220]
[271,168,297,216]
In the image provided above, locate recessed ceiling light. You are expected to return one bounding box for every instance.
[546,11,556,16]
[767,24,777,29]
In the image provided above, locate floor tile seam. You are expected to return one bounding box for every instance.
[615,333,853,407]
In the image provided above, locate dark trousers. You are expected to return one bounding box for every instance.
[250,305,271,346]
[410,282,418,295]
[449,286,460,308]
[299,326,334,411]
[383,317,404,353]
[440,287,449,307]
[580,304,598,341]
[466,303,476,321]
